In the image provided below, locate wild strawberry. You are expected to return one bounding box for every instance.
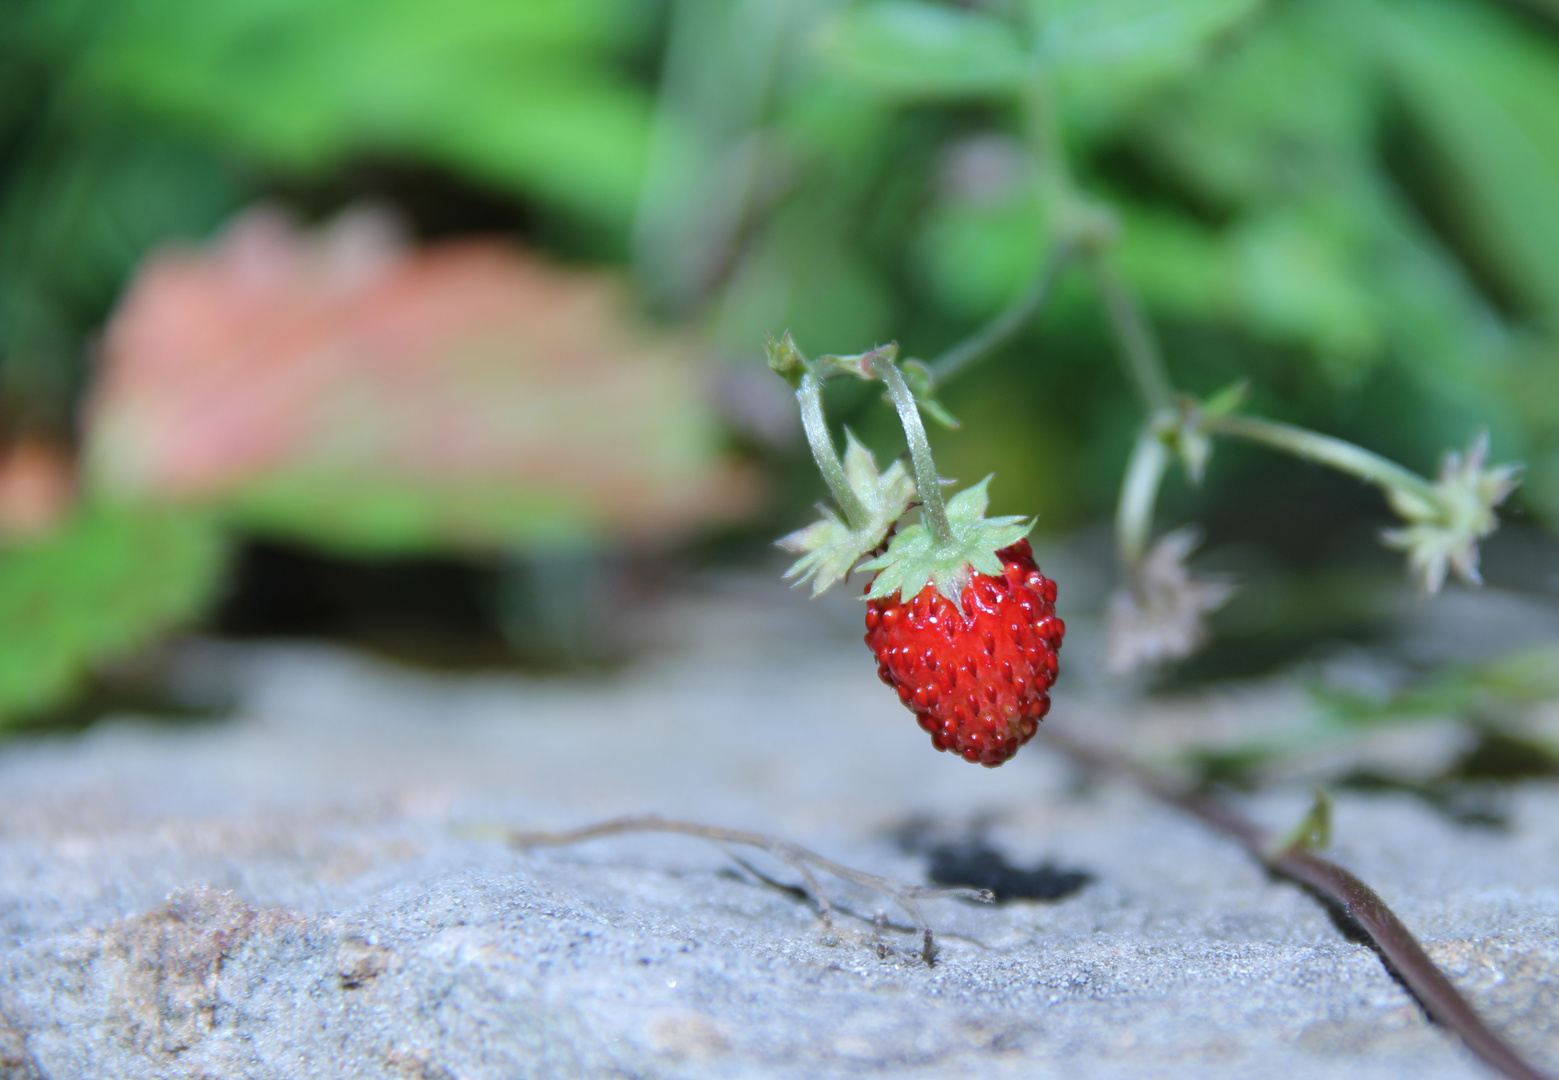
[864,537,1062,767]
[767,334,1062,767]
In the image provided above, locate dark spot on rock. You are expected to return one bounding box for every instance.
[891,817,1093,903]
[924,840,1092,903]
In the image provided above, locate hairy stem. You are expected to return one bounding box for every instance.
[1040,728,1553,1080]
[1208,414,1439,514]
[872,351,956,547]
[1116,427,1171,569]
[1089,255,1176,417]
[796,371,868,530]
[930,244,1074,385]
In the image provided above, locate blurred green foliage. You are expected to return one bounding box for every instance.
[69,0,652,225]
[1,0,651,429]
[650,0,1559,532]
[0,506,226,725]
[2,0,658,726]
[11,0,1559,505]
[5,0,1559,727]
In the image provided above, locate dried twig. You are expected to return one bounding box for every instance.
[508,814,992,964]
[1041,727,1555,1080]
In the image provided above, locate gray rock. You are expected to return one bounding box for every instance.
[1,576,1556,1080]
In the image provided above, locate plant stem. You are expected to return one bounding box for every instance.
[1040,728,1554,1080]
[1208,414,1439,514]
[796,371,868,530]
[871,352,956,547]
[1088,255,1176,417]
[1116,427,1171,569]
[929,244,1074,385]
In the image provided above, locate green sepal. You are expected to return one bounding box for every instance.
[1202,380,1250,419]
[899,359,961,429]
[777,431,916,595]
[857,476,1031,615]
[1381,432,1521,592]
[1161,381,1249,486]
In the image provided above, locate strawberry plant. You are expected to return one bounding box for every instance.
[759,297,1538,1078]
[768,336,1064,767]
[750,8,1538,1063]
[765,302,1518,761]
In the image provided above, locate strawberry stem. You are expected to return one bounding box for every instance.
[1088,254,1175,418]
[870,349,956,548]
[796,370,869,531]
[1206,414,1440,514]
[1116,427,1170,570]
[928,243,1075,385]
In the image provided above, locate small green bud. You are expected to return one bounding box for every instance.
[765,330,809,389]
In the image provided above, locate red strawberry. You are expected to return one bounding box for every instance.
[864,538,1063,767]
[765,334,1060,767]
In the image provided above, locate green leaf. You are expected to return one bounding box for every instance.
[1271,788,1333,854]
[0,121,240,421]
[0,505,228,728]
[1037,0,1261,68]
[818,1,1032,100]
[1116,201,1389,384]
[1201,380,1250,418]
[1476,643,1559,703]
[1226,208,1386,378]
[1037,0,1263,135]
[1129,0,1376,205]
[943,474,994,524]
[912,142,1053,320]
[715,202,895,354]
[74,0,652,228]
[1381,0,1559,323]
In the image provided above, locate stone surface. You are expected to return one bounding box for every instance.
[1,574,1557,1080]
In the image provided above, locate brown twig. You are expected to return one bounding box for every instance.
[1040,727,1554,1080]
[508,814,992,964]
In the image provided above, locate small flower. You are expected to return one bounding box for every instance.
[1106,527,1234,675]
[1381,432,1521,593]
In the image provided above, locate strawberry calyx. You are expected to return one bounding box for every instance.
[858,476,1032,619]
[768,332,918,595]
[779,430,916,595]
[1381,431,1521,591]
[767,330,1033,609]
